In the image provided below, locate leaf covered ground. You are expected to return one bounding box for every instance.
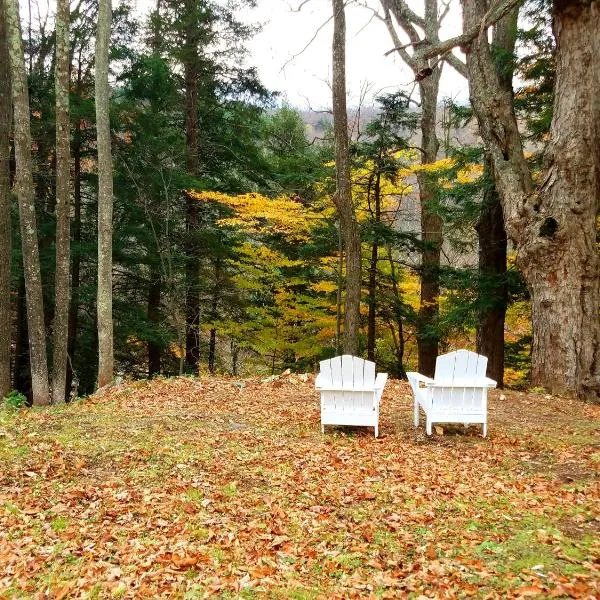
[1,375,599,599]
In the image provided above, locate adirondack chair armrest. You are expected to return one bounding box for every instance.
[425,377,497,388]
[315,373,325,389]
[406,372,434,388]
[374,373,388,390]
[482,377,497,388]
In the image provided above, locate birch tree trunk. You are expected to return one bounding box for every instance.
[5,0,49,405]
[52,0,71,403]
[95,0,114,388]
[459,0,600,400]
[332,0,361,355]
[0,0,12,400]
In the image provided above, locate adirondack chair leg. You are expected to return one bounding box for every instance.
[321,424,325,434]
[374,425,378,438]
[482,423,487,437]
[426,420,432,436]
[414,401,420,427]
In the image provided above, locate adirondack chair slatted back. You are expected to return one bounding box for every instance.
[319,355,377,414]
[434,350,487,383]
[319,355,376,388]
[432,350,488,413]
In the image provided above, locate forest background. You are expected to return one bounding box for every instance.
[0,0,588,404]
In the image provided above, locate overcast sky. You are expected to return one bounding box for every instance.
[236,0,470,109]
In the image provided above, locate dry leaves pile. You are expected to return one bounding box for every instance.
[1,375,599,599]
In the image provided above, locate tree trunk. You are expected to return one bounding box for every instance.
[476,163,507,387]
[207,259,220,374]
[387,246,407,379]
[367,172,381,362]
[66,116,82,399]
[208,328,216,373]
[95,0,114,388]
[0,0,12,400]
[6,0,49,405]
[474,13,514,388]
[184,2,200,373]
[51,0,71,404]
[13,277,31,398]
[148,264,161,377]
[461,0,600,400]
[332,0,361,356]
[416,75,443,377]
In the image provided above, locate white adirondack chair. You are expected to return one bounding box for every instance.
[407,350,496,437]
[316,355,388,437]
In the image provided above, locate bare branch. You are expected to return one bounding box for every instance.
[443,52,467,78]
[279,13,333,72]
[422,0,525,59]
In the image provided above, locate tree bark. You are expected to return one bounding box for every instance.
[6,0,49,405]
[184,0,201,373]
[13,277,31,397]
[416,76,442,376]
[332,0,361,356]
[0,0,12,400]
[474,12,515,388]
[461,0,600,400]
[66,114,82,400]
[367,172,381,362]
[51,0,71,403]
[95,0,114,388]
[476,162,507,387]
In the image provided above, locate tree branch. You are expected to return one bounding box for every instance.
[421,0,525,59]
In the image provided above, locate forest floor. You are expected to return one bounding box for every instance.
[1,375,599,599]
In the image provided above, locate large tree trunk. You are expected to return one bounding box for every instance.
[475,12,515,388]
[476,163,507,387]
[184,3,201,373]
[6,0,49,405]
[0,0,12,400]
[51,0,71,403]
[95,0,114,388]
[332,0,361,355]
[416,76,442,376]
[461,0,600,400]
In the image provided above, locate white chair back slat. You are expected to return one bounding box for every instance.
[319,359,333,387]
[363,360,376,387]
[475,353,488,377]
[453,350,469,381]
[353,356,365,387]
[330,356,343,387]
[341,355,354,388]
[434,352,456,382]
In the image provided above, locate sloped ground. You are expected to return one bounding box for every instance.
[0,376,599,599]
